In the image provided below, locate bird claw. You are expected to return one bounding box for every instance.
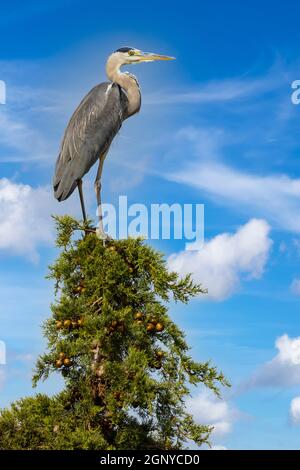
[96,226,111,244]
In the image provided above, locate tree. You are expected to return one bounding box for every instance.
[0,216,228,450]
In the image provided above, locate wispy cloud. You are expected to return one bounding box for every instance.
[151,64,300,236]
[15,353,34,362]
[144,69,283,105]
[168,159,300,234]
[0,369,5,391]
[0,60,77,165]
[0,110,54,163]
[290,278,300,296]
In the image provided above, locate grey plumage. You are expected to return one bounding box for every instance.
[53,82,128,201]
[53,47,174,234]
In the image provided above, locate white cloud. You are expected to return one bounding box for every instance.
[290,397,300,424]
[245,334,300,388]
[291,279,300,296]
[15,353,34,362]
[168,219,272,300]
[293,239,300,255]
[0,83,64,163]
[144,71,281,106]
[279,241,288,253]
[0,178,79,262]
[186,390,238,437]
[168,159,300,234]
[0,111,49,162]
[0,369,5,390]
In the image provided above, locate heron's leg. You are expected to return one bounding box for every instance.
[77,179,87,223]
[95,156,107,240]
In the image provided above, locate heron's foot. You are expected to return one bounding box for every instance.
[96,226,111,245]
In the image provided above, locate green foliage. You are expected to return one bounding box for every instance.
[0,216,229,450]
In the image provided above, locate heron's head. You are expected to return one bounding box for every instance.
[112,47,175,65]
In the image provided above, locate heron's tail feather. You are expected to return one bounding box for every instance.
[53,164,78,201]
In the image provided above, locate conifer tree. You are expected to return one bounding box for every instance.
[0,216,228,450]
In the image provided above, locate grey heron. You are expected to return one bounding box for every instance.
[53,47,175,238]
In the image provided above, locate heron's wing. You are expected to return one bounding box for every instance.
[54,82,127,201]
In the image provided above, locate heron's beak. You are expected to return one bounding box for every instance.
[138,52,175,62]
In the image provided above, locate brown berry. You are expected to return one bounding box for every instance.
[156,350,164,358]
[135,312,143,320]
[111,320,118,328]
[155,323,164,332]
[56,320,63,329]
[59,352,66,359]
[77,318,84,327]
[71,320,77,328]
[63,358,71,367]
[109,245,116,252]
[146,323,155,332]
[55,359,63,368]
[63,320,71,328]
[150,318,158,325]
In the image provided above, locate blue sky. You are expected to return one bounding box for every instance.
[1,0,300,449]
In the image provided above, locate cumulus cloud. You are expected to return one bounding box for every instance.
[245,334,300,389]
[290,279,300,296]
[290,397,300,424]
[186,390,239,437]
[0,178,79,262]
[168,219,272,300]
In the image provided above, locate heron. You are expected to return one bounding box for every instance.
[53,47,175,238]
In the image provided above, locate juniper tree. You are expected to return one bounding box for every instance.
[0,216,228,450]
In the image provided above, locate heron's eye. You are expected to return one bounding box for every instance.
[128,50,136,56]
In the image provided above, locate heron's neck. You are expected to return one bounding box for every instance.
[106,56,141,118]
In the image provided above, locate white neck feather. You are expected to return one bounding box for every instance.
[106,53,141,118]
